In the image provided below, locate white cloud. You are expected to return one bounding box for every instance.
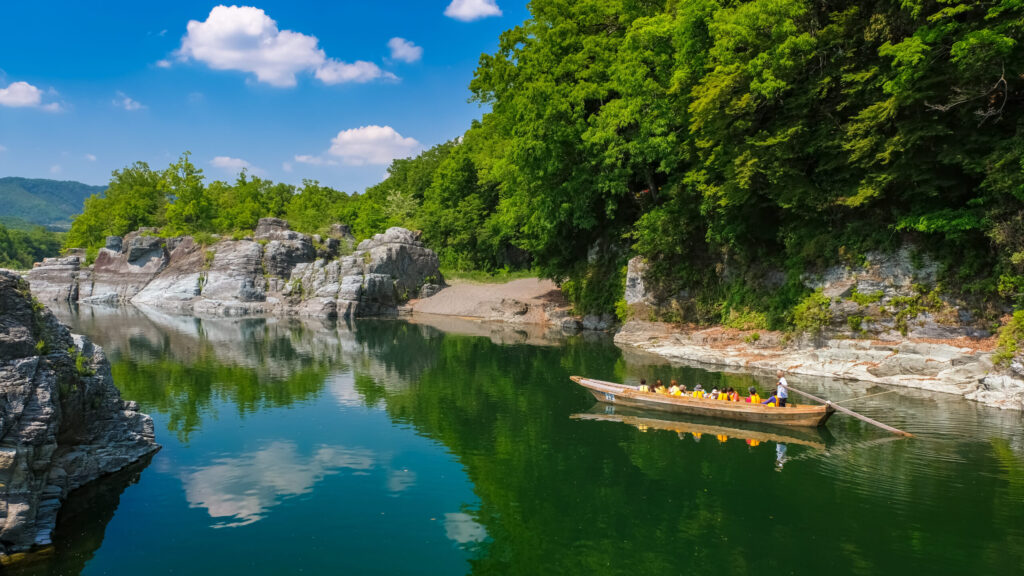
[173,5,394,87]
[211,156,253,171]
[445,0,502,22]
[113,91,146,111]
[293,154,336,167]
[0,81,61,111]
[315,59,395,84]
[155,59,172,68]
[387,38,422,63]
[50,164,62,174]
[327,125,420,166]
[85,153,97,162]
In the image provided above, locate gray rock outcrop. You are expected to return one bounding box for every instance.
[0,270,159,558]
[288,227,443,319]
[623,245,993,341]
[27,220,443,320]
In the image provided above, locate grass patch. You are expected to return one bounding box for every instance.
[440,267,538,284]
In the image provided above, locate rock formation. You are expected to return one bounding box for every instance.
[27,219,443,320]
[619,249,1024,410]
[624,246,996,341]
[0,270,158,558]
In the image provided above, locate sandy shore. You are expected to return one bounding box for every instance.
[408,278,570,325]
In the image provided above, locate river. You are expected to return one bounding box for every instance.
[7,305,1024,575]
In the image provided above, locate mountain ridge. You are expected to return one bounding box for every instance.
[0,177,106,230]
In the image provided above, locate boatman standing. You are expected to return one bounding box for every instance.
[775,370,789,407]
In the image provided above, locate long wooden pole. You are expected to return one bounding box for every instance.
[783,384,914,438]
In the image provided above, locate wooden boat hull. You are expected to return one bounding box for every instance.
[571,376,834,428]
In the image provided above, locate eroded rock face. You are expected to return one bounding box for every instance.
[0,270,159,558]
[624,245,993,340]
[288,227,443,319]
[27,257,82,304]
[28,222,443,320]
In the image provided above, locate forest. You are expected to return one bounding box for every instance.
[65,0,1024,330]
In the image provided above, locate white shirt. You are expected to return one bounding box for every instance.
[777,377,788,399]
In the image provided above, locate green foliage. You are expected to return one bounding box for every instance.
[69,346,96,377]
[847,315,865,334]
[723,307,769,331]
[850,288,884,306]
[743,332,761,344]
[994,311,1024,365]
[0,177,105,228]
[886,284,945,335]
[793,290,833,334]
[0,223,62,268]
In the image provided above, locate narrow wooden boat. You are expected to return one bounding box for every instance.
[571,406,830,450]
[570,376,835,428]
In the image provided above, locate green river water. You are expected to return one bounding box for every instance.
[7,306,1024,576]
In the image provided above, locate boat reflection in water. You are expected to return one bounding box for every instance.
[571,405,833,452]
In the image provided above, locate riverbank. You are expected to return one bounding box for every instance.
[406,277,1024,410]
[614,320,1024,410]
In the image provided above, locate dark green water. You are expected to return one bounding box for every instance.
[8,307,1024,575]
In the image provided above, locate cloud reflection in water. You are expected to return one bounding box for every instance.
[183,441,375,528]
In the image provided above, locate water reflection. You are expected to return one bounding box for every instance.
[183,441,376,528]
[22,303,1024,576]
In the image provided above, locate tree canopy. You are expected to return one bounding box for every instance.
[65,0,1024,324]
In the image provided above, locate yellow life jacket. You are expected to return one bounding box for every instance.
[749,439,760,447]
[693,390,704,399]
[716,434,728,443]
[670,388,681,396]
[767,402,776,407]
[655,386,666,394]
[717,392,727,401]
[750,394,761,404]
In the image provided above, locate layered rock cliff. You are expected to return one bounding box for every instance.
[28,219,443,319]
[0,271,158,558]
[620,250,1024,409]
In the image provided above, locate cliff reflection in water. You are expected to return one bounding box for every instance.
[34,304,1024,576]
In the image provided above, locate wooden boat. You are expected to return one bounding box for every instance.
[571,406,830,450]
[570,376,835,428]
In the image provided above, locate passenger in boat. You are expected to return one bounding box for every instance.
[654,379,667,394]
[709,387,719,399]
[717,388,728,401]
[747,386,761,404]
[668,380,681,396]
[692,385,705,399]
[638,379,650,393]
[775,370,789,407]
[729,387,740,402]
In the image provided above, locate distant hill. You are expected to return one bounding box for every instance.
[0,177,106,230]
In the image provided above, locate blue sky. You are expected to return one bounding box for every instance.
[0,1,529,192]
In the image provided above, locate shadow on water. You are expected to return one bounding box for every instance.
[21,303,1024,576]
[3,454,154,576]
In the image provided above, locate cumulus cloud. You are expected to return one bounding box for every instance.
[387,38,423,63]
[293,154,337,167]
[211,156,253,171]
[113,91,146,111]
[444,0,502,22]
[85,153,97,162]
[155,59,172,68]
[0,81,61,111]
[327,125,420,166]
[172,5,394,87]
[49,165,62,174]
[315,59,395,84]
